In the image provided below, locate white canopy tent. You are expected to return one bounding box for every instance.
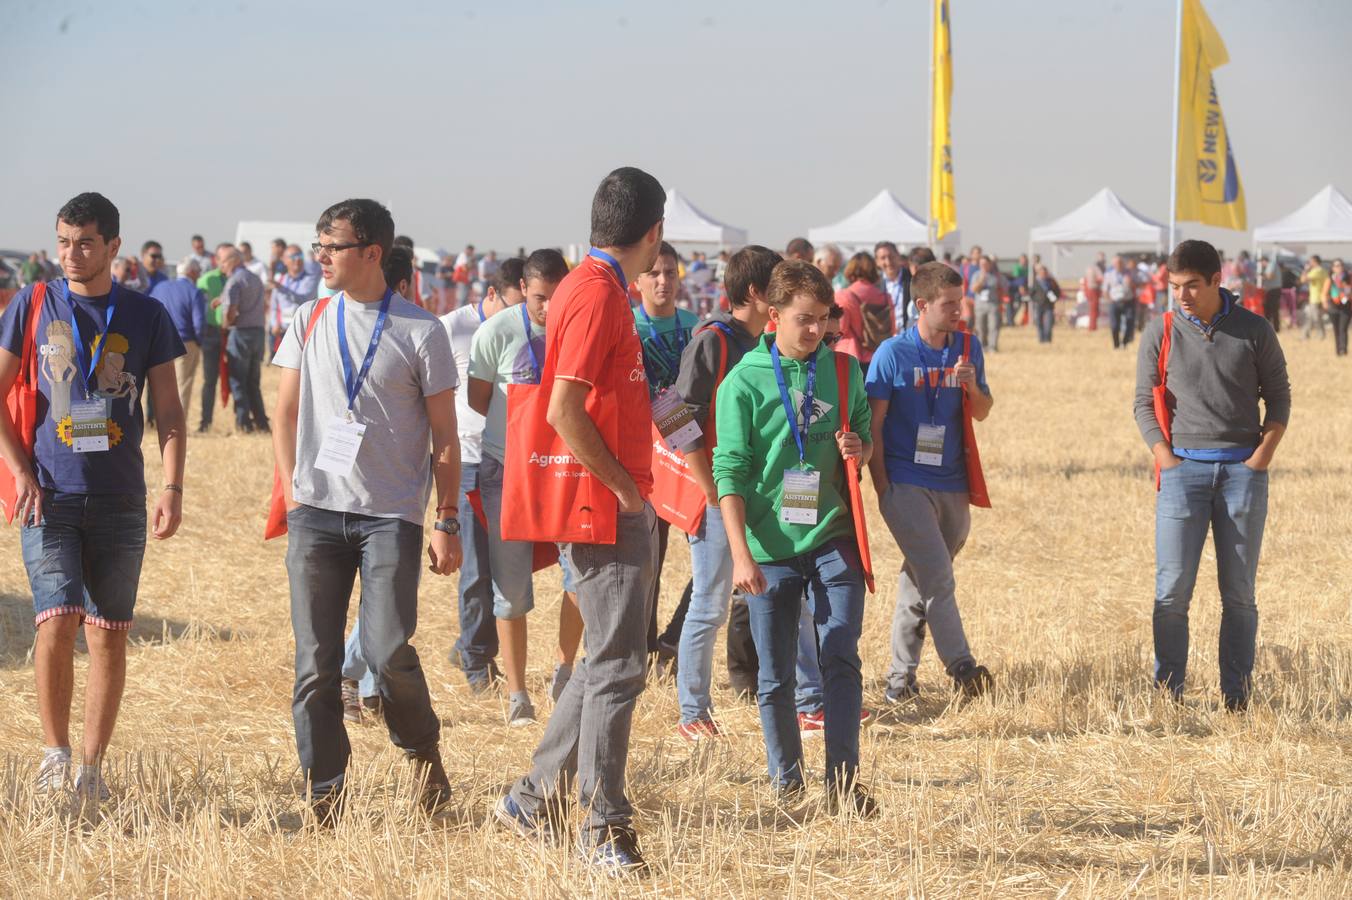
[1028,188,1166,277]
[808,189,959,252]
[1252,185,1352,252]
[662,190,748,247]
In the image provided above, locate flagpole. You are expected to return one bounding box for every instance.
[926,0,936,247]
[1167,0,1183,253]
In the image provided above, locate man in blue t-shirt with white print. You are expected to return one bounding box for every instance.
[0,192,187,812]
[865,261,994,703]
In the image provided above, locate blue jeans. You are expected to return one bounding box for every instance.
[745,539,865,790]
[287,504,440,795]
[226,326,268,430]
[198,324,221,428]
[1154,459,1268,706]
[677,504,821,724]
[452,462,498,681]
[21,491,147,630]
[342,623,377,699]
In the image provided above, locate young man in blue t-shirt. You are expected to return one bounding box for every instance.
[865,261,994,703]
[0,192,187,810]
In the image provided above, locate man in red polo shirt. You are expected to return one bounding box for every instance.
[496,167,665,876]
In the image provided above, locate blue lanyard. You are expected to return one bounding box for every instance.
[911,328,950,425]
[588,248,627,294]
[636,304,688,383]
[770,343,816,465]
[336,289,392,411]
[520,302,542,382]
[64,279,118,398]
[476,300,486,323]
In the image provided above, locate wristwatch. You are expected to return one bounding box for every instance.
[434,517,461,536]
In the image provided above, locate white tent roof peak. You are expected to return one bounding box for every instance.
[808,189,930,247]
[1028,188,1165,246]
[1253,185,1352,245]
[662,189,748,246]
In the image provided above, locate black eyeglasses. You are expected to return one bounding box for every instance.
[148,253,164,260]
[311,241,369,257]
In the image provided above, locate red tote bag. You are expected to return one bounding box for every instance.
[1,283,48,524]
[833,351,875,594]
[649,324,730,535]
[955,328,992,509]
[500,380,619,545]
[263,297,331,540]
[1152,312,1175,491]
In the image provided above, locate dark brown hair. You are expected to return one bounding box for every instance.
[1167,240,1222,281]
[844,251,879,284]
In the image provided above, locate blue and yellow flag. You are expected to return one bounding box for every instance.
[1175,0,1245,230]
[930,0,957,239]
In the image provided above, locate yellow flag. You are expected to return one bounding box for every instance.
[1175,0,1245,230]
[930,0,957,239]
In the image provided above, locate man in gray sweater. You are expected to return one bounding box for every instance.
[1134,240,1291,713]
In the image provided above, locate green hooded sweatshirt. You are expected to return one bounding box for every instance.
[712,336,871,564]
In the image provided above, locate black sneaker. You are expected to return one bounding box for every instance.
[578,826,647,877]
[652,639,679,681]
[825,783,879,819]
[465,661,504,696]
[1223,694,1249,714]
[309,787,346,828]
[406,747,452,814]
[953,661,993,698]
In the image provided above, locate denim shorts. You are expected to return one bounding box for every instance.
[559,546,579,593]
[20,491,148,630]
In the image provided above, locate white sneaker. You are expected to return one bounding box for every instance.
[36,749,71,795]
[507,696,537,727]
[75,769,111,813]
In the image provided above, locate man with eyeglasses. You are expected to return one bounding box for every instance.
[270,244,319,356]
[140,241,168,292]
[273,198,462,824]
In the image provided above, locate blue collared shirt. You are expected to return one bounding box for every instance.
[271,270,319,325]
[149,276,207,344]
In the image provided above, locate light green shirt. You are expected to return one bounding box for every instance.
[467,304,545,462]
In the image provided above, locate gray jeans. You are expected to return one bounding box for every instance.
[287,504,440,795]
[509,504,658,835]
[879,483,974,687]
[974,300,1000,351]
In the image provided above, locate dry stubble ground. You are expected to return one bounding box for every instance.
[0,323,1349,898]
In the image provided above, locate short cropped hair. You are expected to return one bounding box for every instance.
[57,192,120,243]
[654,241,679,265]
[843,251,879,284]
[784,237,814,260]
[495,257,526,293]
[141,240,162,255]
[317,198,395,264]
[724,245,782,308]
[589,167,666,248]
[393,234,414,250]
[828,303,845,320]
[910,246,937,266]
[767,259,833,309]
[912,260,963,301]
[874,241,900,257]
[523,248,569,284]
[383,245,414,291]
[1167,240,1222,282]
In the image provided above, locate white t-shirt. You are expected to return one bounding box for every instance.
[441,302,487,465]
[273,293,458,525]
[244,257,270,287]
[466,303,545,463]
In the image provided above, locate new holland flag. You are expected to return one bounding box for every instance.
[930,0,957,239]
[1175,0,1246,230]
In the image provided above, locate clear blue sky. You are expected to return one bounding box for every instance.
[2,0,1348,259]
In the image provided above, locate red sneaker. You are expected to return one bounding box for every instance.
[798,708,873,737]
[677,718,725,743]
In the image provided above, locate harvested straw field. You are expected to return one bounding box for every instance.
[1,325,1349,897]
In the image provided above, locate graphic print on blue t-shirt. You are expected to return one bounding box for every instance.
[865,327,987,492]
[0,281,185,495]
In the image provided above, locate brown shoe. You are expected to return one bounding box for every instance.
[341,679,362,724]
[407,748,452,813]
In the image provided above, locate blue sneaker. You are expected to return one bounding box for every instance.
[578,826,648,876]
[494,794,560,841]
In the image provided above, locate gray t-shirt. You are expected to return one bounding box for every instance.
[222,267,266,328]
[273,293,458,525]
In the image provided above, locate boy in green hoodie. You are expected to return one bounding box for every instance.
[713,259,875,816]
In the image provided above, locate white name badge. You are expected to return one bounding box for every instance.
[315,416,367,475]
[71,398,110,453]
[780,467,821,525]
[915,423,946,467]
[651,387,702,452]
